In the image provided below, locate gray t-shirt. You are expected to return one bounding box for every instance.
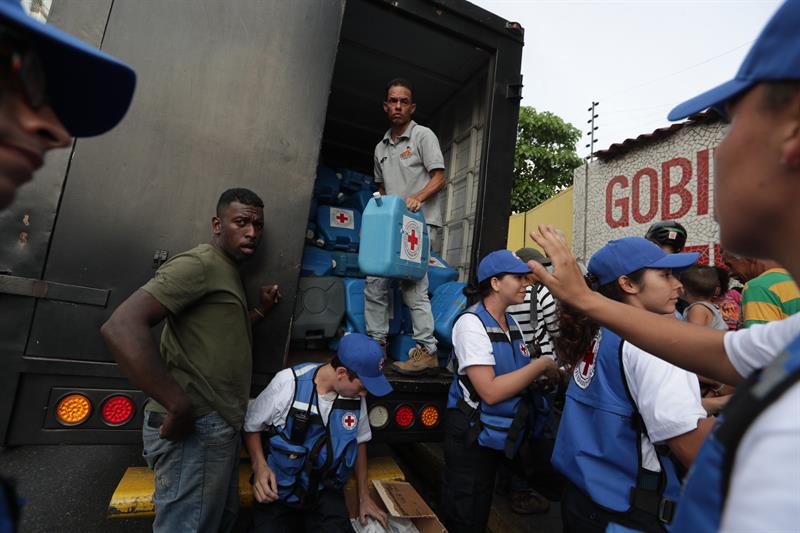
[682,301,729,331]
[374,120,445,227]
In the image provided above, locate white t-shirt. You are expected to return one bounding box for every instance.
[244,367,371,444]
[724,312,800,378]
[622,342,707,472]
[451,313,526,408]
[718,314,800,531]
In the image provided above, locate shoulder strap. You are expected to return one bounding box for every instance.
[287,364,323,444]
[617,340,678,524]
[716,349,800,502]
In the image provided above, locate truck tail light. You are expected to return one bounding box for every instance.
[101,395,135,426]
[55,393,92,426]
[394,405,415,428]
[419,405,440,428]
[368,405,389,430]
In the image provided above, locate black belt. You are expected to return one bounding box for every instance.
[145,411,166,429]
[630,470,676,524]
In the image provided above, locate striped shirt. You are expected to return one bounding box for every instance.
[742,268,800,327]
[506,284,560,360]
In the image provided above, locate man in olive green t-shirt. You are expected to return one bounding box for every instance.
[101,188,280,533]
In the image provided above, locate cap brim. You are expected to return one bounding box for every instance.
[649,251,699,271]
[0,3,136,137]
[360,373,393,397]
[668,79,752,121]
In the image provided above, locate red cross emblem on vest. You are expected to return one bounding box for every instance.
[407,228,418,251]
[519,342,530,358]
[336,212,349,224]
[342,412,357,431]
[574,333,600,389]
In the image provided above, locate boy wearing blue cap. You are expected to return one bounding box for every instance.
[0,0,135,209]
[243,333,391,532]
[529,2,800,529]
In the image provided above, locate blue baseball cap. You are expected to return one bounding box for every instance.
[0,0,136,136]
[477,249,532,283]
[588,237,699,285]
[338,333,392,397]
[668,1,798,121]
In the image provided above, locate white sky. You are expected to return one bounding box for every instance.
[470,0,782,157]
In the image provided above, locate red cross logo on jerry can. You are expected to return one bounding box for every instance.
[342,412,357,431]
[407,228,418,251]
[336,212,349,224]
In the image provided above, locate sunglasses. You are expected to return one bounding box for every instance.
[0,27,48,109]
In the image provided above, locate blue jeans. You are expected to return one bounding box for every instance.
[142,411,241,533]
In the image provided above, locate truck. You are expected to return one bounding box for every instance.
[0,0,524,447]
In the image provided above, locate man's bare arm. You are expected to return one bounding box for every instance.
[528,225,743,386]
[100,289,195,439]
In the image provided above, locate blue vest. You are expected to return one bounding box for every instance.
[552,328,682,525]
[447,302,532,458]
[266,363,362,506]
[672,333,800,531]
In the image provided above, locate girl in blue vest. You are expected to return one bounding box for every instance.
[440,250,559,533]
[551,237,712,533]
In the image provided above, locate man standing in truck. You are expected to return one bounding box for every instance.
[366,78,446,375]
[102,188,281,532]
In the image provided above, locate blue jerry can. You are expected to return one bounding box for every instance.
[339,190,374,214]
[313,165,342,203]
[301,246,334,276]
[427,254,459,295]
[358,194,429,281]
[331,251,364,278]
[387,334,417,362]
[316,205,361,252]
[342,278,401,336]
[338,169,375,192]
[431,281,468,348]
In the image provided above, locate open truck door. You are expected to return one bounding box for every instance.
[0,0,346,445]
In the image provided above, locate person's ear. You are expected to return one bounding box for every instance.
[383,100,390,114]
[212,216,222,235]
[618,275,639,295]
[490,276,502,292]
[409,102,416,116]
[780,91,800,170]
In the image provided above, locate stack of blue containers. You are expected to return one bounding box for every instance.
[298,165,464,364]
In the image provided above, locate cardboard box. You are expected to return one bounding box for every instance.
[346,479,447,533]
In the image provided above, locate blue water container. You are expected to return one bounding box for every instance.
[431,281,468,348]
[427,254,459,295]
[331,251,364,278]
[388,334,416,362]
[400,305,413,335]
[316,205,361,252]
[338,169,375,192]
[342,278,401,336]
[291,277,345,340]
[358,194,429,281]
[301,247,334,276]
[340,190,374,214]
[313,165,342,203]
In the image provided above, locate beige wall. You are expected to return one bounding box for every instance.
[507,187,573,252]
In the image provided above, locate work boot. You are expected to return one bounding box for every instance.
[391,344,438,375]
[510,489,550,515]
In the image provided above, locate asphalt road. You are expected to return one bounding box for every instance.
[0,443,561,532]
[0,444,149,533]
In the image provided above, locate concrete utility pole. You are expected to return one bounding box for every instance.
[585,101,599,161]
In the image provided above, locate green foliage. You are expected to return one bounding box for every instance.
[511,106,583,213]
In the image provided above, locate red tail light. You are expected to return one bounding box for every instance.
[101,395,135,426]
[394,405,415,428]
